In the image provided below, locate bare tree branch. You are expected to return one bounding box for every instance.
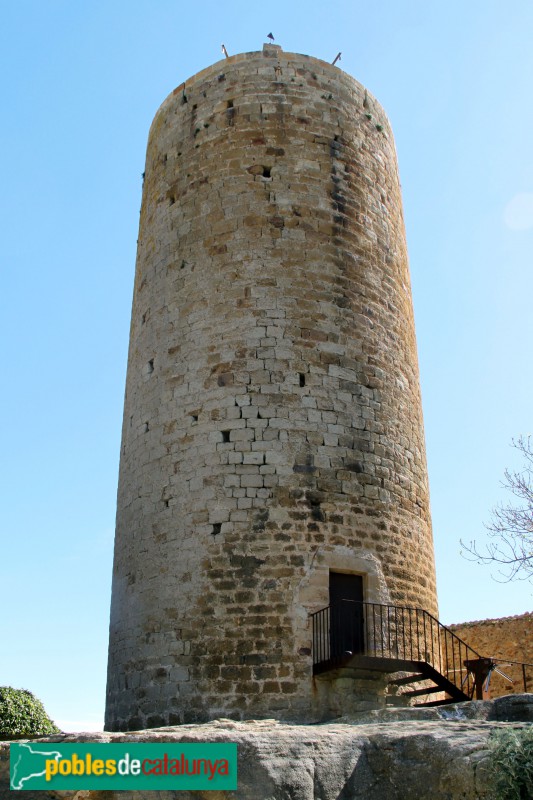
[461,435,533,582]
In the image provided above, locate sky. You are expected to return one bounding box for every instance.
[1,0,532,732]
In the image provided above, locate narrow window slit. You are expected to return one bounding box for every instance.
[299,373,306,387]
[212,523,222,536]
[221,430,231,443]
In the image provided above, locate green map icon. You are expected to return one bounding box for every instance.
[10,743,63,789]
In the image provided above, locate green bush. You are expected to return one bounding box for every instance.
[0,686,60,739]
[488,726,533,800]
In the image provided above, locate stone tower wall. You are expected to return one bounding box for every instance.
[106,45,438,730]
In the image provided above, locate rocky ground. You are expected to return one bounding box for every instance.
[1,695,532,800]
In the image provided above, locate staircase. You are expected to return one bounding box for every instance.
[311,601,482,706]
[387,660,471,706]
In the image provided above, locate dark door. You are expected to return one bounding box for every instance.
[329,572,364,658]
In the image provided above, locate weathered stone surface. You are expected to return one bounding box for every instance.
[106,42,438,729]
[2,698,532,800]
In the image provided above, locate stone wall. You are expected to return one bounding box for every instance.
[106,44,438,730]
[449,612,533,698]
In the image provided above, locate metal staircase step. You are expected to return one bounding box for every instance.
[389,673,426,687]
[403,684,441,697]
[415,697,459,707]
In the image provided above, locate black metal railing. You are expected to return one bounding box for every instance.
[490,658,533,694]
[311,600,483,699]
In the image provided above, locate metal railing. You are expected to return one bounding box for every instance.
[489,658,533,694]
[311,600,483,699]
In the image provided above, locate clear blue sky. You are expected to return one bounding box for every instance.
[1,1,532,732]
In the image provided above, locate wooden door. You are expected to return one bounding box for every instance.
[329,572,364,658]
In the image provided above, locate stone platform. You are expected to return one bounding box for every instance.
[1,696,531,799]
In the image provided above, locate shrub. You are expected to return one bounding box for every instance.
[0,686,60,739]
[488,726,533,800]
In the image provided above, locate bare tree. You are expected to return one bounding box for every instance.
[461,435,533,582]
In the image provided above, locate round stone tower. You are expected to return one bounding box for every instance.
[105,44,438,730]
